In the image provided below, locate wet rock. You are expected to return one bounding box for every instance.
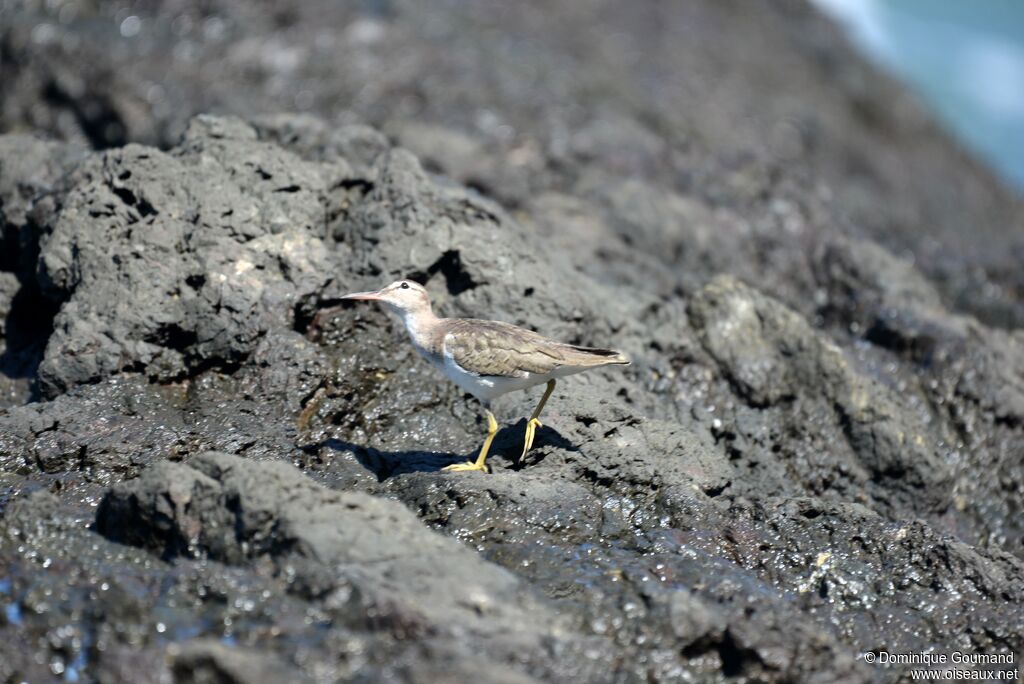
[2,482,390,683]
[0,375,189,485]
[665,495,1024,662]
[0,0,1022,679]
[816,237,963,360]
[814,236,1024,552]
[688,275,951,514]
[170,640,311,684]
[668,591,725,647]
[96,451,576,675]
[0,111,1020,681]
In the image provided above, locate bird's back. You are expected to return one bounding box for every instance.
[442,318,629,379]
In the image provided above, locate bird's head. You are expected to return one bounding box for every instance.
[341,280,432,317]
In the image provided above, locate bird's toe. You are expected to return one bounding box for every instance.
[441,461,490,473]
[520,417,543,459]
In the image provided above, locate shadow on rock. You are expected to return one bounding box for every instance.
[0,275,60,404]
[313,421,579,480]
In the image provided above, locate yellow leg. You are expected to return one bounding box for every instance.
[520,379,556,462]
[443,409,499,473]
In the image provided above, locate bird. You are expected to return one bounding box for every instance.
[340,280,630,473]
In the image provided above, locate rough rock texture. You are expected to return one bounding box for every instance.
[32,115,346,396]
[95,451,574,678]
[0,133,84,405]
[0,0,1023,682]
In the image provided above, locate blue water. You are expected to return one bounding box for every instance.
[813,0,1024,192]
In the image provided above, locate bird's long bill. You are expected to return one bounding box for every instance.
[340,290,384,301]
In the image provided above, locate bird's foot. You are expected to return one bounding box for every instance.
[442,460,490,474]
[444,410,498,474]
[519,417,543,462]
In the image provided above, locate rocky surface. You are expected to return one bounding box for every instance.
[0,0,1023,682]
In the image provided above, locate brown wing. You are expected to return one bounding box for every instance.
[444,320,573,378]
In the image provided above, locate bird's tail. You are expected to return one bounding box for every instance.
[567,345,631,366]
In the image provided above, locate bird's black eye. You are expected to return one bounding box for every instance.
[400,282,410,290]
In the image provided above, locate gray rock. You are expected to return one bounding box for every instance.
[0,134,85,236]
[0,112,1019,680]
[0,0,1022,679]
[0,134,85,405]
[170,640,312,684]
[814,235,1024,557]
[688,275,951,512]
[34,118,343,396]
[97,451,572,672]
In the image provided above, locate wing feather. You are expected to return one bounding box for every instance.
[444,320,569,378]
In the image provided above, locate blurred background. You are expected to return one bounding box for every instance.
[815,0,1024,192]
[1,0,1023,328]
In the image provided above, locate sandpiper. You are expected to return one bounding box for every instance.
[341,280,629,473]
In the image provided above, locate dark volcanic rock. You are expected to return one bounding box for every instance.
[688,275,950,512]
[170,640,312,684]
[0,134,84,405]
[34,115,344,396]
[0,108,1020,681]
[96,451,572,678]
[3,0,1023,328]
[0,0,1023,682]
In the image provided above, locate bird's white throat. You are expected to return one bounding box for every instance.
[388,305,439,360]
